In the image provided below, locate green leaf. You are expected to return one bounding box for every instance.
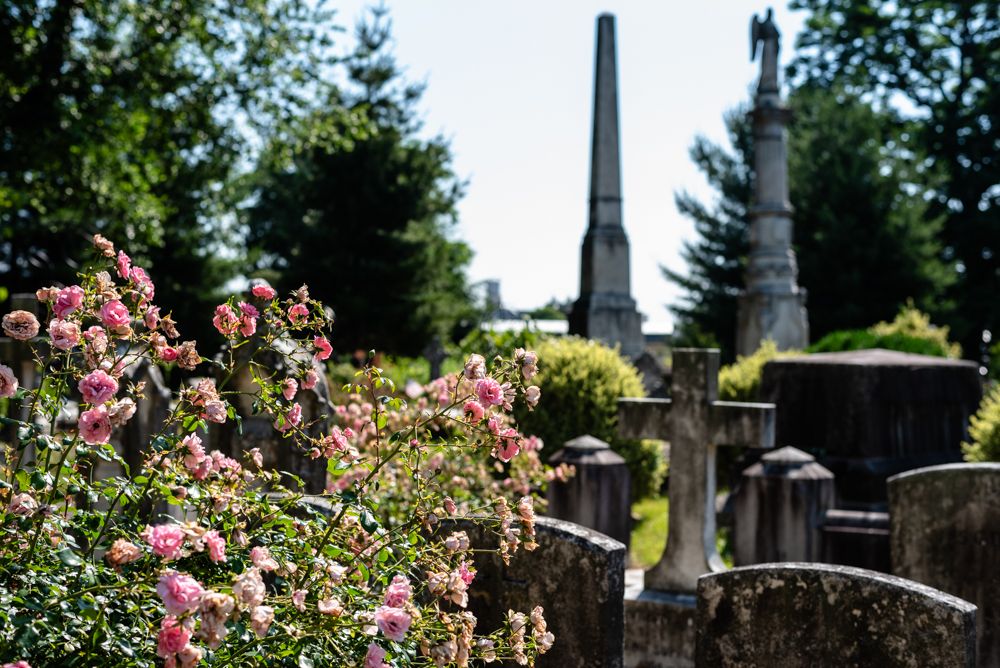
[56,547,82,567]
[359,509,379,534]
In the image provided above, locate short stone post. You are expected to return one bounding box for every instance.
[732,446,835,565]
[547,435,631,549]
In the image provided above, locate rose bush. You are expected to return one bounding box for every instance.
[0,236,552,667]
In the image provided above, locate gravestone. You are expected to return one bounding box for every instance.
[617,349,774,668]
[568,13,644,359]
[618,349,775,593]
[696,562,977,667]
[732,446,835,565]
[889,463,1000,667]
[548,435,631,548]
[736,9,809,355]
[463,516,626,668]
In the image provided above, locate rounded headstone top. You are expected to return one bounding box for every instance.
[768,348,977,369]
[563,435,610,452]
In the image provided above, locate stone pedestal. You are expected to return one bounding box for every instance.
[548,435,632,549]
[733,446,835,565]
[760,349,982,507]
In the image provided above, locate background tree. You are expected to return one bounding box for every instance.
[0,0,338,339]
[245,10,474,357]
[789,0,1000,357]
[665,86,948,359]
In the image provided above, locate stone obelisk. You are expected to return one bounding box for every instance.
[569,13,644,360]
[736,8,809,356]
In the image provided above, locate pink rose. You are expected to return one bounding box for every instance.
[204,530,226,563]
[212,304,239,337]
[48,318,80,350]
[8,492,37,516]
[129,266,155,301]
[292,590,307,612]
[78,369,119,405]
[486,416,501,436]
[156,572,205,615]
[249,605,274,638]
[302,369,319,390]
[116,251,132,279]
[314,335,332,361]
[142,524,186,560]
[3,661,33,668]
[274,402,302,433]
[495,427,522,462]
[383,575,412,608]
[288,303,309,324]
[144,305,161,330]
[365,644,389,668]
[463,400,485,423]
[83,325,106,341]
[53,285,84,318]
[281,378,298,401]
[459,560,475,586]
[156,616,192,657]
[203,400,227,424]
[158,346,178,362]
[525,385,541,410]
[232,567,266,608]
[2,310,40,340]
[250,546,279,572]
[251,284,276,300]
[475,378,504,406]
[464,354,486,380]
[374,605,412,642]
[178,645,202,668]
[108,398,137,427]
[78,405,112,444]
[99,300,130,331]
[105,538,143,568]
[0,364,18,399]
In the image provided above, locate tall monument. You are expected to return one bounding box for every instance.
[569,13,644,360]
[736,8,809,356]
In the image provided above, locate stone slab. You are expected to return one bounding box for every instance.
[890,463,1000,667]
[696,562,977,667]
[624,590,695,668]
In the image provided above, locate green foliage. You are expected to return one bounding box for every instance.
[512,337,666,499]
[629,496,668,568]
[963,384,1000,462]
[0,0,339,343]
[718,340,802,402]
[790,0,1000,356]
[808,304,962,358]
[245,9,473,357]
[664,85,950,361]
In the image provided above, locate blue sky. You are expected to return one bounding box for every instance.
[331,1,807,332]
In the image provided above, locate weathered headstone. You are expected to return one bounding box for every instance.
[736,9,809,355]
[463,516,626,668]
[618,349,775,593]
[732,446,834,565]
[889,463,1000,667]
[568,13,644,359]
[696,562,977,667]
[548,435,631,548]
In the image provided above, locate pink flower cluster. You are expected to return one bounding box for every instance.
[181,434,241,481]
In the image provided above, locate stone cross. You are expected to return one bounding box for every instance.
[567,13,644,359]
[618,348,775,593]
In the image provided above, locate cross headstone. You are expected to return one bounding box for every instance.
[696,563,977,667]
[618,348,774,593]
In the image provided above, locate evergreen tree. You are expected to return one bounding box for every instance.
[665,86,948,359]
[245,9,474,357]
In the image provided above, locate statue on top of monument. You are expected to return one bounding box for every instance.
[750,8,780,93]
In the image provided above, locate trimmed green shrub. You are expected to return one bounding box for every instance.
[718,340,802,401]
[963,383,1000,462]
[512,336,666,499]
[808,303,961,358]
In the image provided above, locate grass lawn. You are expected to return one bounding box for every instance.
[629,495,668,568]
[628,495,734,569]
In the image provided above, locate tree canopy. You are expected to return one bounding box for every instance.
[789,0,999,356]
[244,10,474,357]
[0,0,338,338]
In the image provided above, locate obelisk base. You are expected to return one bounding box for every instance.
[736,289,808,356]
[569,292,644,360]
